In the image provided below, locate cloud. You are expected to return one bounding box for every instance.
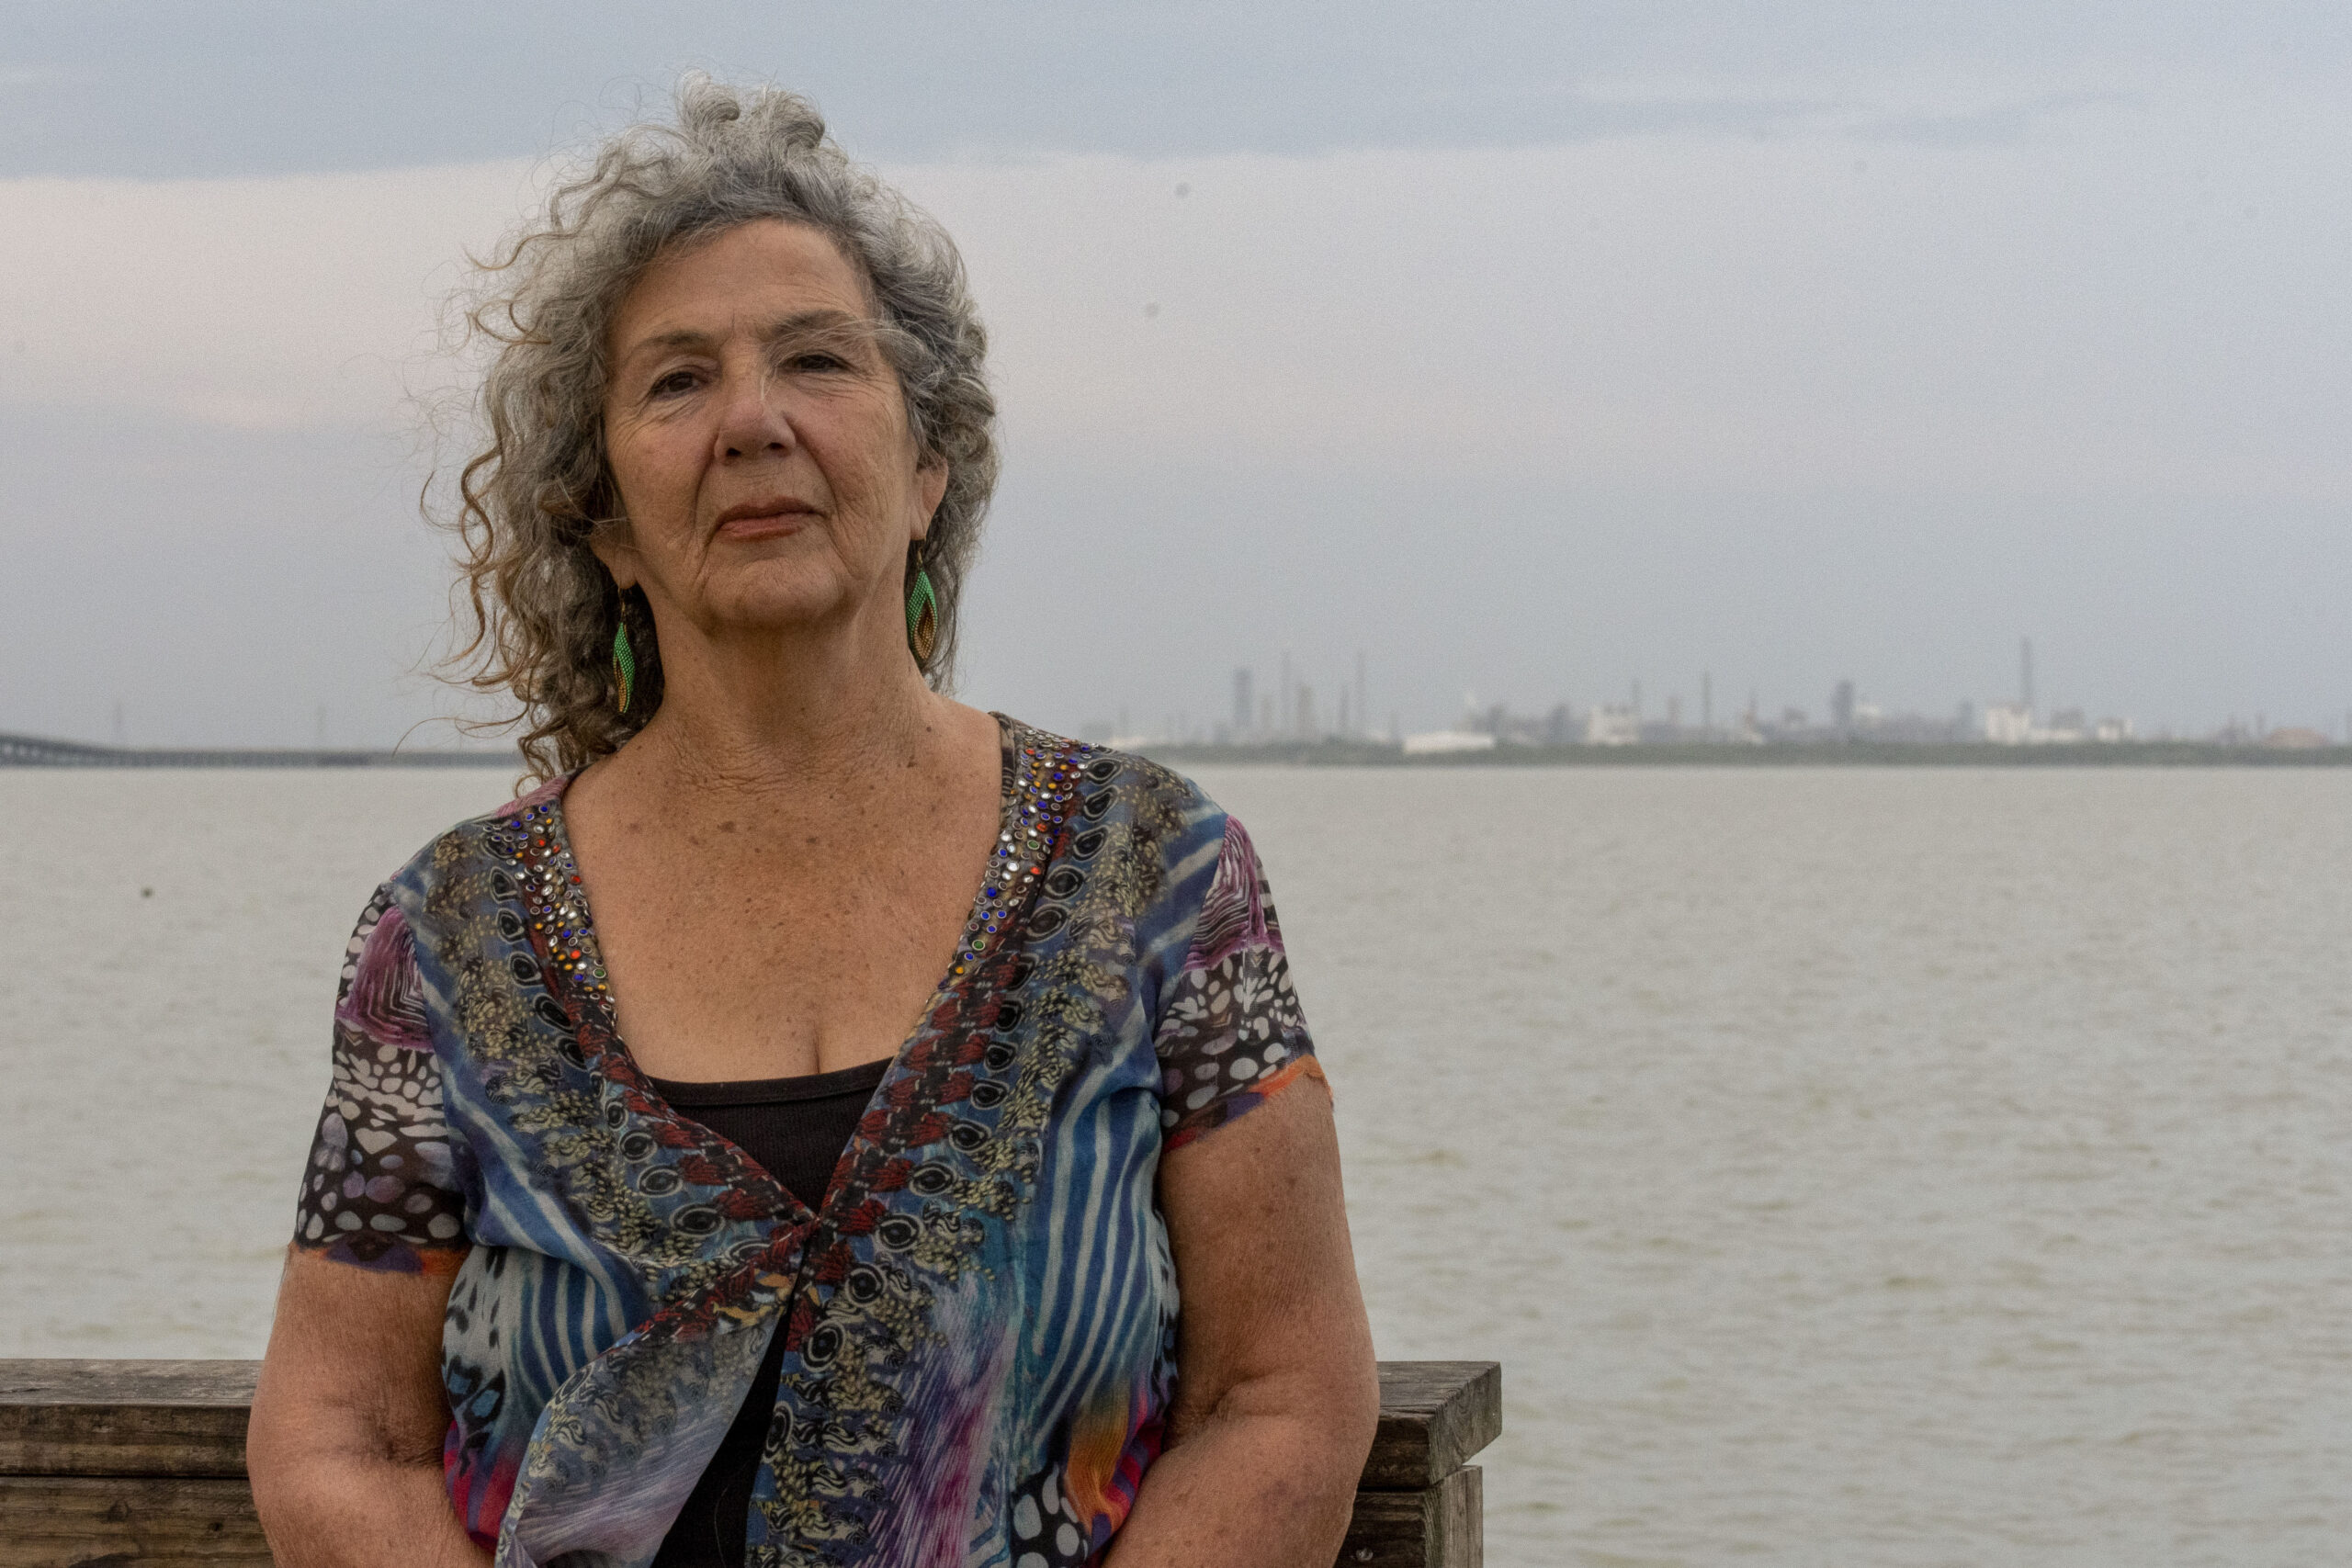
[5,1,2348,176]
[5,76,2348,508]
[896,88,2352,503]
[1555,77,2121,149]
[4,75,2348,740]
[1844,90,2127,147]
[0,161,538,432]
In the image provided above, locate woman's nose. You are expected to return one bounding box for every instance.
[712,365,796,460]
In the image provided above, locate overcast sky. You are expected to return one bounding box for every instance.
[3,2,2346,745]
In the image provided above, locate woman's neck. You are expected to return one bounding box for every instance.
[601,603,966,807]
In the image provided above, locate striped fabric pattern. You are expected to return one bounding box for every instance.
[292,722,1319,1567]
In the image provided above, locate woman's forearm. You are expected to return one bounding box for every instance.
[252,1451,489,1568]
[1105,1380,1372,1568]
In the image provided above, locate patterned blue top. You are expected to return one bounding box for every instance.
[293,718,1321,1566]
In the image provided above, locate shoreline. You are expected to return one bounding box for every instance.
[0,731,514,769]
[1143,739,2352,768]
[6,730,2347,770]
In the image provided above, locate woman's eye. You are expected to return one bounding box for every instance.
[648,369,699,398]
[786,352,850,372]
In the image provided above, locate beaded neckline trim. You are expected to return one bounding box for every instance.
[489,718,1097,1037]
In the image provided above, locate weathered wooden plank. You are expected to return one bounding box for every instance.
[1,1359,1496,1567]
[0,1359,1503,1492]
[0,1363,254,1479]
[0,1361,260,1410]
[0,1472,1490,1568]
[1363,1361,1502,1490]
[0,1461,1486,1568]
[1336,1464,1482,1568]
[0,1476,270,1567]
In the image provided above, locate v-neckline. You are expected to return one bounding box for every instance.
[544,711,1023,1066]
[502,713,1089,1227]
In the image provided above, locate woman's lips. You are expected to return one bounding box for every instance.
[713,506,814,540]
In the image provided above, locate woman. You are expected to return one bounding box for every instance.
[245,78,1378,1568]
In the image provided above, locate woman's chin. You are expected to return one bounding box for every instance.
[692,579,867,639]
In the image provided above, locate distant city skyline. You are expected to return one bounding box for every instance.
[1078,635,2345,750]
[3,6,2346,750]
[23,637,2340,754]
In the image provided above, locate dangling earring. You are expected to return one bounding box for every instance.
[905,542,939,669]
[611,612,637,715]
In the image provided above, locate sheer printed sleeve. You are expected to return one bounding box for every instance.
[291,885,468,1273]
[1151,816,1324,1150]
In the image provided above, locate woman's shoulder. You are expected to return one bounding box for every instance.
[997,716,1229,837]
[373,771,571,905]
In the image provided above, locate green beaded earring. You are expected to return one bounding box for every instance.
[906,543,939,669]
[611,615,637,714]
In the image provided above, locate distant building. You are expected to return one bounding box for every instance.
[2267,727,2329,750]
[1830,680,1856,732]
[1585,705,1639,746]
[1403,730,1498,755]
[1865,708,1964,743]
[1982,704,2033,744]
[1232,668,1254,739]
[1459,700,1572,747]
[1983,703,2134,745]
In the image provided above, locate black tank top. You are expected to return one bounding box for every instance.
[646,1056,893,1568]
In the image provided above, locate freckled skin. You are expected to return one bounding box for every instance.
[565,218,1001,1081]
[249,216,1376,1568]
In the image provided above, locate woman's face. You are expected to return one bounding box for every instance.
[594,218,946,647]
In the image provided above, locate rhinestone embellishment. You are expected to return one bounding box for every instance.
[491,726,1098,1013]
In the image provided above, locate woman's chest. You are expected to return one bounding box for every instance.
[583,842,989,1079]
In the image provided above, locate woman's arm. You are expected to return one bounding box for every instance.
[1110,1078,1381,1568]
[247,1247,489,1568]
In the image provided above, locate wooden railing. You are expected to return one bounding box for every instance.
[0,1359,1498,1566]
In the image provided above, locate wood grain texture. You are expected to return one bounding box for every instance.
[0,1359,1502,1488]
[1363,1361,1502,1490]
[0,1476,270,1567]
[0,1359,1496,1566]
[0,1363,254,1485]
[1336,1465,1483,1568]
[0,1363,254,1478]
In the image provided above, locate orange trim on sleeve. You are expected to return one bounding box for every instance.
[1255,1054,1328,1103]
[1164,1055,1329,1153]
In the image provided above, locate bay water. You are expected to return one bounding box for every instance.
[2,764,2345,1565]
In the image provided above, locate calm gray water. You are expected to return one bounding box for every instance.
[3,766,2346,1566]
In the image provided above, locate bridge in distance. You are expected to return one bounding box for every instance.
[0,732,515,768]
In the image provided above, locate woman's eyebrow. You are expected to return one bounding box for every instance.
[617,310,875,365]
[617,325,716,361]
[759,310,879,349]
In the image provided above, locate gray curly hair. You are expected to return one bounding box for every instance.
[443,76,997,781]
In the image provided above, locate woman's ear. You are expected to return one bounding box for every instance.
[913,458,950,539]
[586,523,641,593]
